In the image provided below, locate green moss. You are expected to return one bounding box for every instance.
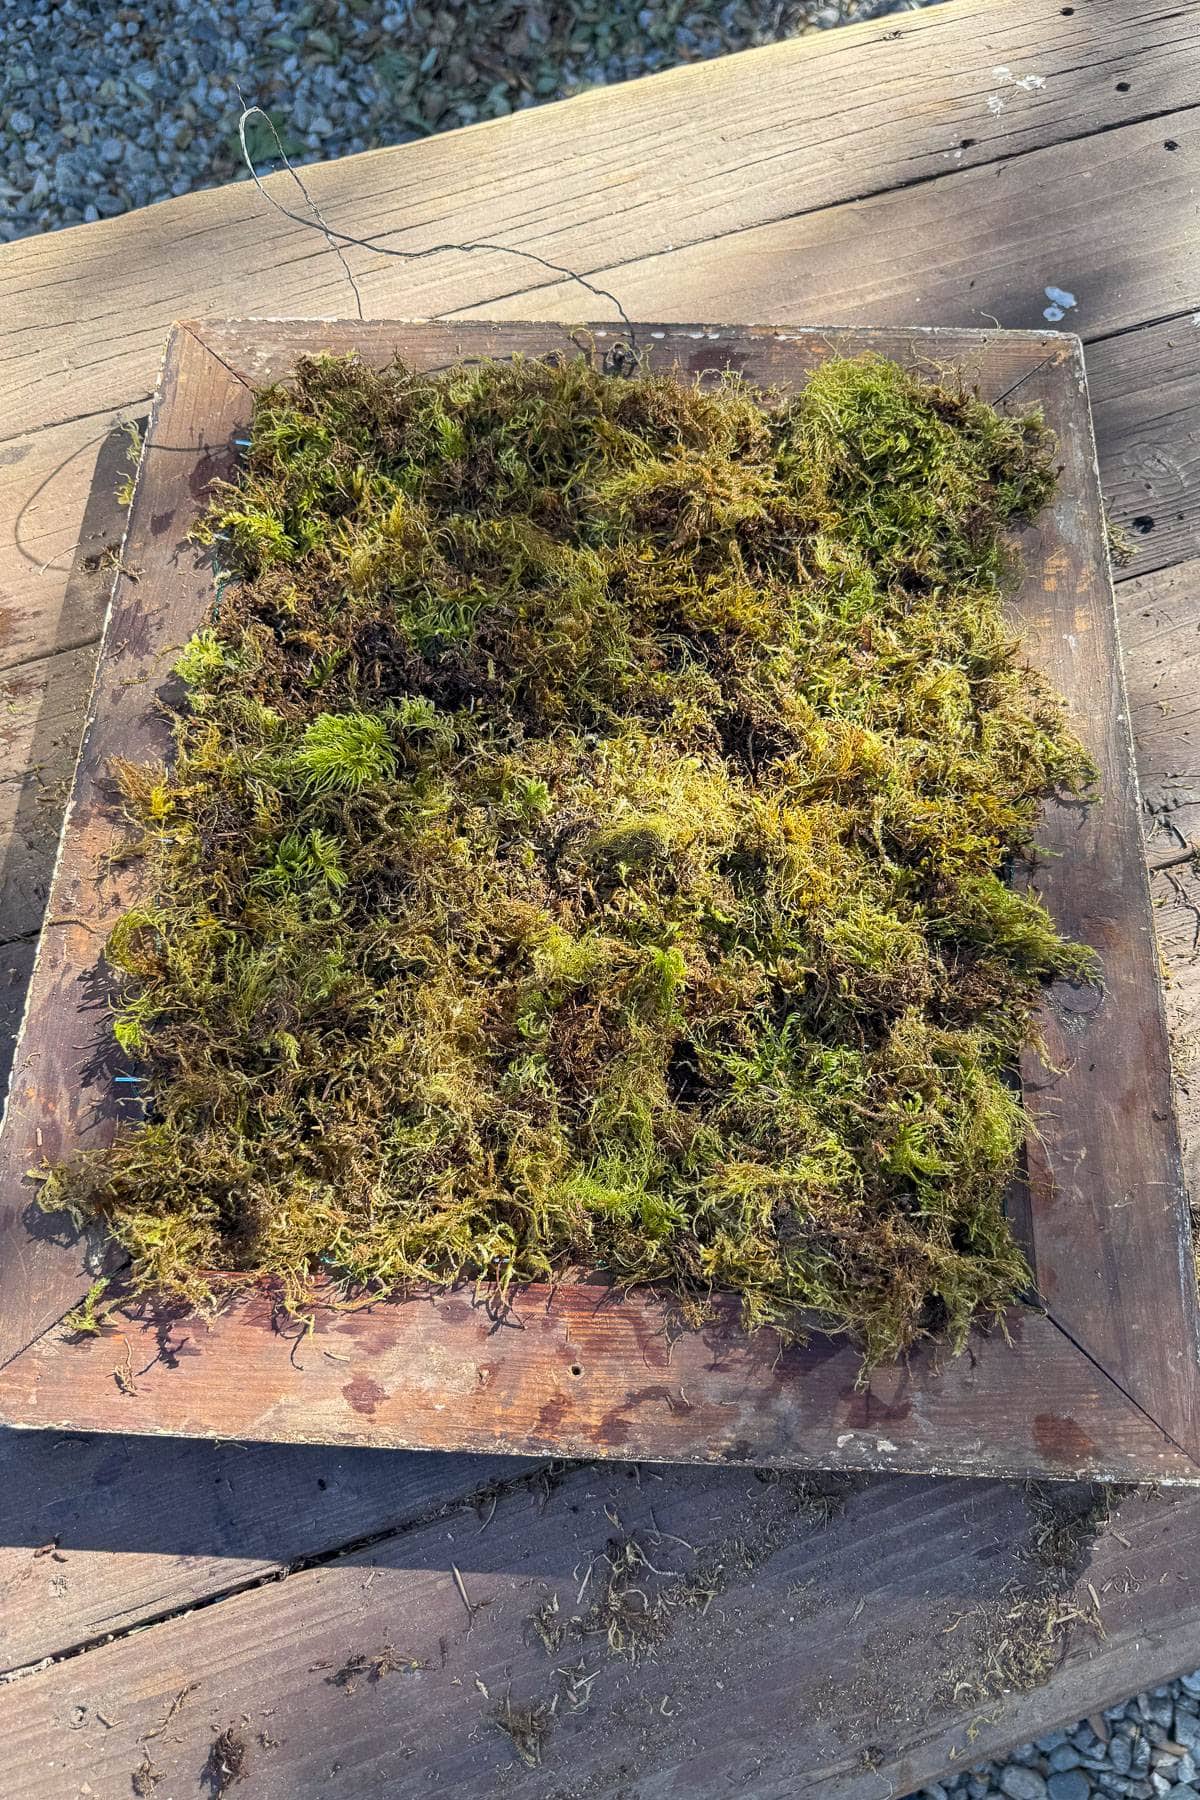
[40,350,1097,1364]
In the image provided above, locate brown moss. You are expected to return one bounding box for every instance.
[40,349,1097,1364]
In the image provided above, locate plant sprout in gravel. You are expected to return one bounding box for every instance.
[42,348,1097,1364]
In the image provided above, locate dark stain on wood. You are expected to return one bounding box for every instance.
[1033,1413,1099,1464]
[343,1377,388,1417]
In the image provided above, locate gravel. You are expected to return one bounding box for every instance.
[905,1679,1200,1800]
[0,0,940,241]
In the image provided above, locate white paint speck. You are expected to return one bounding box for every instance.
[992,65,1046,91]
[1043,284,1077,322]
[987,93,1006,115]
[1193,313,1200,326]
[876,1439,897,1454]
[836,1432,855,1449]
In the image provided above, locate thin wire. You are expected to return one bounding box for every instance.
[234,103,638,355]
[235,92,363,321]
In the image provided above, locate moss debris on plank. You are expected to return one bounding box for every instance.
[39,347,1096,1365]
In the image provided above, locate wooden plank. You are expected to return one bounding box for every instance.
[0,1456,1191,1800]
[0,319,1193,1484]
[1089,317,1200,582]
[0,0,1196,441]
[0,413,138,675]
[997,355,1200,1456]
[462,110,1200,341]
[1118,558,1200,1202]
[0,645,104,946]
[0,1429,532,1675]
[0,940,37,1100]
[6,1277,1197,1478]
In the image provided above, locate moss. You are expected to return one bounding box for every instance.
[40,349,1097,1364]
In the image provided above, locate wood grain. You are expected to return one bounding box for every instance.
[1000,352,1200,1455]
[1,0,1194,439]
[0,1428,532,1674]
[461,111,1200,340]
[1,320,1192,1484]
[0,1458,1190,1800]
[0,411,142,673]
[1089,317,1200,582]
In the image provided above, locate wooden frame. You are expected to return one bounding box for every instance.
[0,318,1196,1481]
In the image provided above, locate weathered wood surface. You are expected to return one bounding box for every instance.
[4,321,1193,1487]
[2,0,1200,1791]
[1,1462,1197,1800]
[0,1433,533,1675]
[1,0,1194,441]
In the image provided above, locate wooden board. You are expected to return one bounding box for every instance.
[2,0,1200,1789]
[1,1458,1196,1800]
[2,0,1197,442]
[0,1430,534,1675]
[0,317,1194,1485]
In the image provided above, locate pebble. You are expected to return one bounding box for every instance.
[1000,1773,1048,1800]
[1047,1775,1091,1800]
[0,0,943,239]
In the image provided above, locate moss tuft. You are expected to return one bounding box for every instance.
[41,350,1097,1364]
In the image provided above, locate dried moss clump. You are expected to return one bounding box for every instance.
[42,349,1097,1363]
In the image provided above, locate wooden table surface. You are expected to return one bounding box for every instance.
[1,1,1199,1793]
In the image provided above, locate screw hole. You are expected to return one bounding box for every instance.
[569,1362,583,1378]
[1061,6,1074,13]
[1165,139,1179,152]
[1115,80,1130,92]
[1132,515,1155,535]
[317,1477,328,1490]
[960,137,977,149]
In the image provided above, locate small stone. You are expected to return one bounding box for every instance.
[98,136,122,163]
[1110,1741,1133,1775]
[1047,1774,1091,1800]
[1050,1748,1083,1773]
[8,108,35,136]
[999,1774,1048,1800]
[1180,1673,1200,1699]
